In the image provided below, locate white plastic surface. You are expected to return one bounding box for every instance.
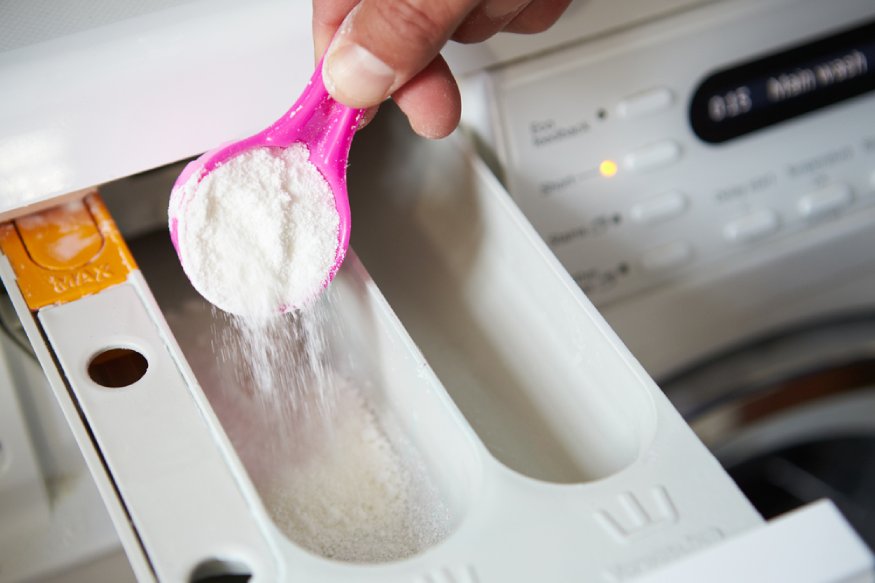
[622,141,682,174]
[0,338,133,583]
[603,204,875,378]
[0,349,50,544]
[797,183,853,219]
[616,88,675,120]
[3,133,764,581]
[37,275,280,583]
[443,0,714,75]
[722,209,780,243]
[0,0,713,217]
[479,0,875,312]
[465,0,875,382]
[0,0,313,218]
[635,500,874,583]
[641,241,694,272]
[349,122,765,580]
[630,192,688,225]
[0,257,146,582]
[0,470,134,583]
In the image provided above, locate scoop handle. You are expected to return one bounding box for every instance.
[263,59,364,181]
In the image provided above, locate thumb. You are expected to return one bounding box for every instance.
[322,0,477,108]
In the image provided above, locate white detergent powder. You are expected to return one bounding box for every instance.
[177,144,339,318]
[163,291,450,563]
[257,378,450,563]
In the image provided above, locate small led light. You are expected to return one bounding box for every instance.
[599,159,619,178]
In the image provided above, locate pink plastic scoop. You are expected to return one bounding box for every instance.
[168,59,364,309]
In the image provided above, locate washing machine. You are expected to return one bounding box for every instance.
[455,0,875,552]
[1,0,874,581]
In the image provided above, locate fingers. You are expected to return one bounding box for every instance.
[322,0,479,109]
[392,55,461,139]
[313,0,571,137]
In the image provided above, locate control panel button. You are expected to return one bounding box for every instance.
[641,241,693,272]
[622,141,681,173]
[798,183,853,218]
[723,210,779,243]
[616,88,674,119]
[630,191,688,224]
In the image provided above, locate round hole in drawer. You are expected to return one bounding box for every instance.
[189,558,252,582]
[87,347,148,388]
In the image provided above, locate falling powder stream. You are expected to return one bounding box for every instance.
[200,292,451,562]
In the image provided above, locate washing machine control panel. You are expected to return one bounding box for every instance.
[487,0,875,307]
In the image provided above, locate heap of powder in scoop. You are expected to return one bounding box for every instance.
[175,144,339,318]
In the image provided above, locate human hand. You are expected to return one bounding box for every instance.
[313,0,572,138]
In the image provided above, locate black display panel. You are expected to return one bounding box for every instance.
[690,19,875,144]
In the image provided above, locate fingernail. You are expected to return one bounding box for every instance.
[324,41,395,107]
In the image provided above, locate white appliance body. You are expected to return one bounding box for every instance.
[466,0,875,379]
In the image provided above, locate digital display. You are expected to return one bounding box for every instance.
[690,19,875,144]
